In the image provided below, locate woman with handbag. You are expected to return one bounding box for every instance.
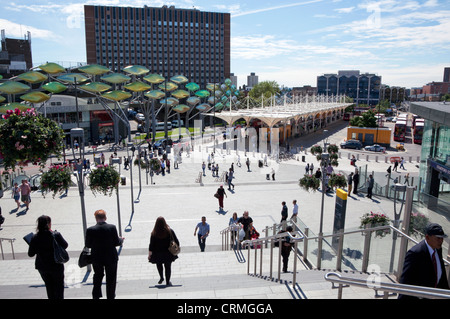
[27,215,68,299]
[148,216,180,286]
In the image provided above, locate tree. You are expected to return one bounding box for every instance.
[349,110,377,128]
[249,81,280,99]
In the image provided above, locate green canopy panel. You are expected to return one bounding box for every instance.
[124,81,151,92]
[187,96,200,106]
[38,62,65,74]
[158,81,178,92]
[195,89,210,98]
[0,96,5,103]
[160,97,179,107]
[206,83,220,92]
[144,90,165,99]
[0,81,31,94]
[173,104,190,113]
[17,71,48,84]
[0,103,31,113]
[196,103,211,112]
[171,89,190,99]
[20,91,51,103]
[80,82,112,93]
[170,75,188,84]
[57,73,89,84]
[42,81,67,93]
[123,65,150,76]
[143,73,165,84]
[100,73,131,84]
[78,64,110,75]
[185,82,200,92]
[101,90,132,101]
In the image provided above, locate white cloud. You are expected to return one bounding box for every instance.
[0,18,59,40]
[334,6,355,13]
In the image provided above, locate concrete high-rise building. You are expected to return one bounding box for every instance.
[247,72,258,89]
[0,29,32,77]
[84,5,230,86]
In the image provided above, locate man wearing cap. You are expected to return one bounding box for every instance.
[399,223,449,298]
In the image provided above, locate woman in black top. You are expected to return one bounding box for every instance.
[28,215,68,299]
[148,217,180,286]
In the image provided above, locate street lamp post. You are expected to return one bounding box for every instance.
[317,130,329,269]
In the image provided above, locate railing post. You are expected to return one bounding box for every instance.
[259,243,263,277]
[362,229,372,273]
[303,228,309,263]
[293,241,298,289]
[278,237,282,282]
[336,232,344,272]
[270,239,274,278]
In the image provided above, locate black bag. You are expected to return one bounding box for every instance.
[78,247,92,268]
[52,231,69,264]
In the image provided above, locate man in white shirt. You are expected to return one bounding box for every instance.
[291,200,298,223]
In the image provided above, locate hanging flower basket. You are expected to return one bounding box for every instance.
[88,164,120,197]
[409,213,430,238]
[328,173,347,189]
[149,158,161,172]
[310,145,322,155]
[360,212,391,238]
[0,108,65,170]
[40,164,72,198]
[299,174,320,192]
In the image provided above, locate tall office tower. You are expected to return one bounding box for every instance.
[84,5,230,86]
[247,72,258,89]
[444,67,450,83]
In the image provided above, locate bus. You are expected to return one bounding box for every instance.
[413,119,424,144]
[394,119,407,142]
[343,113,352,121]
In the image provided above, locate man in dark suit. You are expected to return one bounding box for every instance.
[85,209,124,299]
[399,223,449,298]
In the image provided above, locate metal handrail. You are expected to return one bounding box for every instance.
[325,272,450,299]
[0,237,16,260]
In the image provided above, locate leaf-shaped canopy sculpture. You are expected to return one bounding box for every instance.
[0,81,31,94]
[143,73,165,84]
[57,73,89,84]
[101,90,132,101]
[158,81,178,92]
[160,97,179,107]
[42,82,67,94]
[38,62,65,74]
[101,73,131,84]
[80,82,112,93]
[145,90,165,100]
[171,89,190,99]
[0,96,5,103]
[185,82,200,92]
[78,64,110,76]
[0,103,31,113]
[170,75,188,85]
[17,71,48,84]
[195,90,210,98]
[20,91,51,103]
[196,103,211,112]
[187,96,200,106]
[123,65,150,76]
[124,81,151,92]
[173,104,190,113]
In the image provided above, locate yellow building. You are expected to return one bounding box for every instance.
[346,126,391,146]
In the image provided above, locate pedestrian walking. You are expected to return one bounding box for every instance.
[229,212,239,248]
[353,170,360,195]
[366,174,374,199]
[215,185,227,211]
[246,157,250,171]
[393,160,399,172]
[148,217,179,286]
[404,173,410,185]
[12,182,21,210]
[19,179,31,211]
[280,201,288,224]
[386,165,392,178]
[400,157,405,170]
[305,163,310,175]
[227,168,235,190]
[27,215,68,299]
[238,211,253,240]
[85,209,124,299]
[194,216,210,252]
[291,200,298,223]
[202,162,206,176]
[278,226,295,273]
[347,172,353,195]
[271,168,276,181]
[309,163,314,175]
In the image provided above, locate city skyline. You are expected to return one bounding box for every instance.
[0,0,449,89]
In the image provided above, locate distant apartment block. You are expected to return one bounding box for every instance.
[0,30,32,77]
[247,72,258,90]
[317,70,381,105]
[84,5,230,87]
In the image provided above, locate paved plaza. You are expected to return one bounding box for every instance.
[0,120,421,300]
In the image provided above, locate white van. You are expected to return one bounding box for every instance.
[155,122,172,131]
[171,120,184,128]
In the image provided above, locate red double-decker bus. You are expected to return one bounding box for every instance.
[394,119,407,142]
[413,119,424,144]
